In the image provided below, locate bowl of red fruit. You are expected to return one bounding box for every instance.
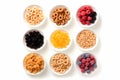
[76,53,98,75]
[76,5,99,28]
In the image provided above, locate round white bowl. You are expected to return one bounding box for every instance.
[23,5,46,28]
[23,29,46,52]
[76,29,98,51]
[49,5,72,28]
[75,53,98,76]
[49,53,73,76]
[23,53,46,76]
[76,5,99,28]
[49,29,72,52]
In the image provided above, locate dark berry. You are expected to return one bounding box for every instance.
[84,53,91,58]
[25,30,44,49]
[90,66,94,71]
[77,60,82,66]
[93,63,97,68]
[86,70,91,74]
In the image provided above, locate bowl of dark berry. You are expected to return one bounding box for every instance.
[76,5,99,28]
[76,53,97,75]
[23,29,46,51]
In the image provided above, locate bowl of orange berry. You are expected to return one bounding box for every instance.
[50,29,72,51]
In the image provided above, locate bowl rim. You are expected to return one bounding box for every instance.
[49,5,72,28]
[76,29,98,51]
[76,5,99,28]
[23,53,46,76]
[23,29,46,52]
[49,28,72,52]
[49,53,73,76]
[23,5,46,28]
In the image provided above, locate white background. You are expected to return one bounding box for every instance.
[0,0,120,80]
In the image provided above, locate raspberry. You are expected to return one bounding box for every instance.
[82,59,86,63]
[77,12,81,17]
[90,66,94,71]
[85,62,89,66]
[78,56,82,61]
[81,69,85,73]
[86,10,91,14]
[86,58,91,62]
[81,21,86,25]
[90,60,95,65]
[90,55,95,59]
[87,16,92,21]
[82,16,87,20]
[85,66,88,70]
[80,64,85,68]
[86,21,90,25]
[81,11,86,16]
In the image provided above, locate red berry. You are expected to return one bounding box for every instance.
[85,66,88,70]
[82,16,87,20]
[90,66,94,71]
[80,64,85,68]
[78,56,82,61]
[86,58,91,62]
[90,55,95,59]
[80,6,85,11]
[81,69,85,73]
[90,60,95,65]
[86,6,92,10]
[82,59,86,63]
[81,21,86,25]
[81,11,86,16]
[85,62,89,66]
[86,10,91,14]
[86,21,90,25]
[87,16,92,21]
[77,12,81,17]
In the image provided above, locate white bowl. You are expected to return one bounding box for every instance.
[76,5,99,28]
[49,29,72,52]
[23,29,46,52]
[49,53,73,76]
[76,29,98,51]
[75,53,98,76]
[23,53,46,76]
[49,5,72,28]
[23,5,46,28]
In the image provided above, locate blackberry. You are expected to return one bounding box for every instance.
[90,17,96,23]
[89,11,97,17]
[25,30,44,49]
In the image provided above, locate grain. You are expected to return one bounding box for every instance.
[77,30,96,49]
[23,53,44,74]
[24,5,44,25]
[50,53,71,74]
[51,6,70,26]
